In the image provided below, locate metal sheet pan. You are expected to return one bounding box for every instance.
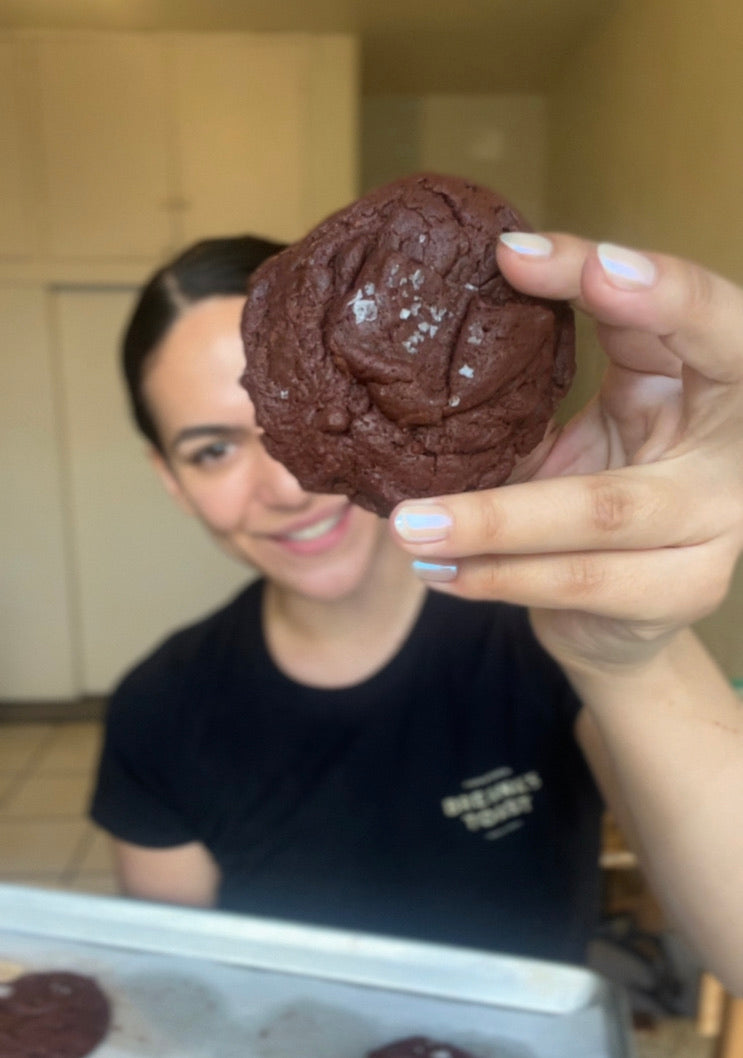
[0,883,635,1058]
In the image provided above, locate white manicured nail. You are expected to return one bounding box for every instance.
[411,560,458,584]
[499,232,553,257]
[394,504,452,542]
[597,243,657,289]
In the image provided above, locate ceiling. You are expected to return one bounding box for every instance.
[0,0,613,93]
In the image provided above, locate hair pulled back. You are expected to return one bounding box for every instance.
[122,234,285,450]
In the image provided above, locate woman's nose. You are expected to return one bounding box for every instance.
[253,445,312,509]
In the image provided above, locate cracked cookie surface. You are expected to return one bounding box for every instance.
[241,173,575,517]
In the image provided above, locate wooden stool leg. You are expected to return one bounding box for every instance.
[714,994,743,1058]
[698,973,728,1037]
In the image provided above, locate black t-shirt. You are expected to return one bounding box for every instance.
[91,580,603,964]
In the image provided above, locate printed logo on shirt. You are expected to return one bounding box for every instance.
[440,766,543,842]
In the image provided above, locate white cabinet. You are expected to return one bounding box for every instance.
[0,282,257,700]
[167,34,358,245]
[4,30,358,268]
[167,34,306,245]
[0,29,359,700]
[35,32,174,262]
[0,285,77,699]
[0,38,40,259]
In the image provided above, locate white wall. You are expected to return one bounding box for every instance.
[362,93,547,227]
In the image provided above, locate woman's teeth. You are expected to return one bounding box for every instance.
[284,511,343,542]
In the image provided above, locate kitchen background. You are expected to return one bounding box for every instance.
[0,3,741,1053]
[1,0,742,706]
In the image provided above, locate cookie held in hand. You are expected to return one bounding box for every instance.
[241,173,574,516]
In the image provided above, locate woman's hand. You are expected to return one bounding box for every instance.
[391,234,743,675]
[392,234,743,991]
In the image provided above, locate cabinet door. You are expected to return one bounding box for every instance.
[0,285,77,700]
[35,32,174,261]
[299,35,359,232]
[0,37,38,259]
[53,288,251,695]
[167,33,358,246]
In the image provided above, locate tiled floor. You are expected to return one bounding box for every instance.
[0,720,720,1057]
[634,1020,714,1058]
[0,720,116,895]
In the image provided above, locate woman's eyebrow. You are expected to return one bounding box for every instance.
[171,424,244,449]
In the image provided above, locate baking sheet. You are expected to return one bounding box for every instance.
[0,883,635,1058]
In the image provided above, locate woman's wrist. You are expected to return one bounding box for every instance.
[556,628,724,717]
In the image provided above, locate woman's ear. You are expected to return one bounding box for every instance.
[148,448,196,517]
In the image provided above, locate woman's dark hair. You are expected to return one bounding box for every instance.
[122,234,286,451]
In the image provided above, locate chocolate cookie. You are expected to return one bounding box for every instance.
[241,173,574,517]
[0,971,111,1058]
[367,1036,481,1058]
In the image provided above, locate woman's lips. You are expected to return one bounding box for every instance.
[270,504,352,555]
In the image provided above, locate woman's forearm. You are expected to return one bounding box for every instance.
[568,630,743,994]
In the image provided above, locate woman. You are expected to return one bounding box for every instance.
[91,232,743,993]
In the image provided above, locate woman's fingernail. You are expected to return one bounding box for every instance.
[412,559,458,583]
[394,503,452,542]
[499,232,553,257]
[597,242,657,290]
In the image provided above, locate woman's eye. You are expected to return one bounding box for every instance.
[188,440,233,466]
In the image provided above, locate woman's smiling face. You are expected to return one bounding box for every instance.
[143,295,388,601]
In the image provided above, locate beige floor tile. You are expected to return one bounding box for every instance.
[76,825,114,873]
[64,870,119,896]
[634,1018,714,1058]
[1,771,94,817]
[0,872,63,891]
[0,772,19,803]
[0,723,55,744]
[0,818,87,874]
[0,724,54,772]
[35,722,103,773]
